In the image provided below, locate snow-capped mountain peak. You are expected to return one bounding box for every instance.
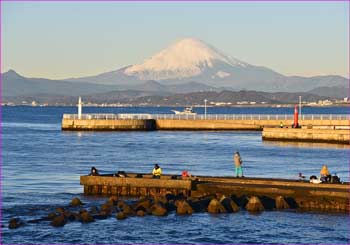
[124,38,248,80]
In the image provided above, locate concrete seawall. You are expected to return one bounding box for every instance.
[62,119,156,131]
[262,128,350,144]
[155,119,262,130]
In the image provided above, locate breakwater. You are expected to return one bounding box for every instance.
[62,113,350,131]
[62,114,350,144]
[62,118,156,131]
[263,128,350,144]
[81,174,349,213]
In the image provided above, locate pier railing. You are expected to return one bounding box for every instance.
[63,113,350,121]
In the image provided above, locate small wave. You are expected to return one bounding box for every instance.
[2,122,59,130]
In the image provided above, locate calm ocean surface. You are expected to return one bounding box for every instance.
[2,106,350,244]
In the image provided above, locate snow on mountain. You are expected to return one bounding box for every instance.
[124,38,248,80]
[63,37,348,92]
[214,71,231,78]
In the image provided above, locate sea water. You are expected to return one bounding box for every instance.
[2,106,349,244]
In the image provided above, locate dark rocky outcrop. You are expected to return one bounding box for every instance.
[64,211,78,221]
[9,218,23,229]
[70,197,83,207]
[136,209,146,217]
[116,212,127,220]
[88,206,99,215]
[152,193,168,206]
[207,198,227,214]
[245,196,264,212]
[100,203,113,215]
[46,212,58,220]
[106,196,119,206]
[275,196,290,209]
[50,215,67,227]
[118,202,134,216]
[133,198,152,213]
[79,210,94,223]
[55,207,65,214]
[151,202,168,216]
[175,199,193,215]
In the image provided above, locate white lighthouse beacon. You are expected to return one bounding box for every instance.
[78,96,82,119]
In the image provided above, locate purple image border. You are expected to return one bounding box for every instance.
[0,0,349,245]
[0,0,349,2]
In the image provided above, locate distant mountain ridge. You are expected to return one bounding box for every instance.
[123,90,331,106]
[127,80,217,93]
[3,38,348,100]
[307,86,349,99]
[4,90,331,106]
[2,70,118,97]
[64,38,348,93]
[2,70,219,98]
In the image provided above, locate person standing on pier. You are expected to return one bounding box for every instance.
[152,164,162,179]
[233,152,243,178]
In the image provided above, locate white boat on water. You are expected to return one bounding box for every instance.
[171,107,197,115]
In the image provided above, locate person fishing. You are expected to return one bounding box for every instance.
[90,166,99,176]
[320,165,331,182]
[233,152,243,178]
[182,170,191,178]
[152,164,162,179]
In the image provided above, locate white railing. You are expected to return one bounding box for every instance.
[63,113,350,121]
[63,113,153,120]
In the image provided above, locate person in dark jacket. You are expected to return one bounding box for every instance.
[90,166,99,176]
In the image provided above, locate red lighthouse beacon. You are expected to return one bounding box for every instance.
[293,105,299,128]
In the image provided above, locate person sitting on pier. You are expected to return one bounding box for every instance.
[182,170,191,178]
[233,152,244,178]
[310,175,322,184]
[298,172,306,181]
[90,167,99,176]
[152,164,162,179]
[320,165,331,183]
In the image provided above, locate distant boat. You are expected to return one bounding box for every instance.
[171,107,197,115]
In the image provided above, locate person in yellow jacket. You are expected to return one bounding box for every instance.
[320,165,331,182]
[152,164,162,179]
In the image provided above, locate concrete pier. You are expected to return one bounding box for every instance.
[80,174,350,213]
[62,119,156,131]
[262,128,350,144]
[62,117,349,131]
[156,119,262,130]
[81,174,192,196]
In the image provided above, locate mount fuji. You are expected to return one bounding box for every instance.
[66,38,347,92]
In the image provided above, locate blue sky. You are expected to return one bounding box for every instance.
[2,1,349,79]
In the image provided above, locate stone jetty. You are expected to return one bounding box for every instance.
[7,175,349,229]
[80,173,349,213]
[262,128,350,144]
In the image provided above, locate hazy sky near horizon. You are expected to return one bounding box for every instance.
[2,1,349,79]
